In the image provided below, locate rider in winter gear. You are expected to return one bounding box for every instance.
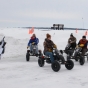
[68,33,77,49]
[27,34,39,54]
[78,35,88,55]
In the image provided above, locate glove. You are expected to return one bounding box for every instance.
[32,42,35,45]
[76,45,78,48]
[27,46,29,49]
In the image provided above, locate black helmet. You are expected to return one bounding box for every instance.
[82,35,86,39]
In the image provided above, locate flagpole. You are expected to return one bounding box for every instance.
[82,17,84,29]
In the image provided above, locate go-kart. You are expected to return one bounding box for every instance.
[26,44,43,61]
[66,45,88,65]
[38,48,74,72]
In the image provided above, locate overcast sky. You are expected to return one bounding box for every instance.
[0,0,88,28]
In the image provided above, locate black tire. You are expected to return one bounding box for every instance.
[79,56,85,65]
[51,61,61,72]
[26,53,30,61]
[38,58,45,67]
[65,60,74,70]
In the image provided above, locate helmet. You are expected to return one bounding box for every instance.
[70,33,73,37]
[82,36,86,39]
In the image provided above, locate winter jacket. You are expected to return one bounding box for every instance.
[43,38,57,52]
[28,37,39,46]
[78,39,88,49]
[68,36,76,44]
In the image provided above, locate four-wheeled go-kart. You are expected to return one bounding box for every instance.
[38,48,74,72]
[26,44,43,61]
[65,44,88,65]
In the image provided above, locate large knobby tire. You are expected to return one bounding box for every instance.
[51,61,61,72]
[38,58,45,67]
[26,53,30,61]
[65,60,74,70]
[79,56,85,65]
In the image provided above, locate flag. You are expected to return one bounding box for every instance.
[28,27,34,34]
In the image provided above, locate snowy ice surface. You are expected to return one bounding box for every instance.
[0,28,88,88]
